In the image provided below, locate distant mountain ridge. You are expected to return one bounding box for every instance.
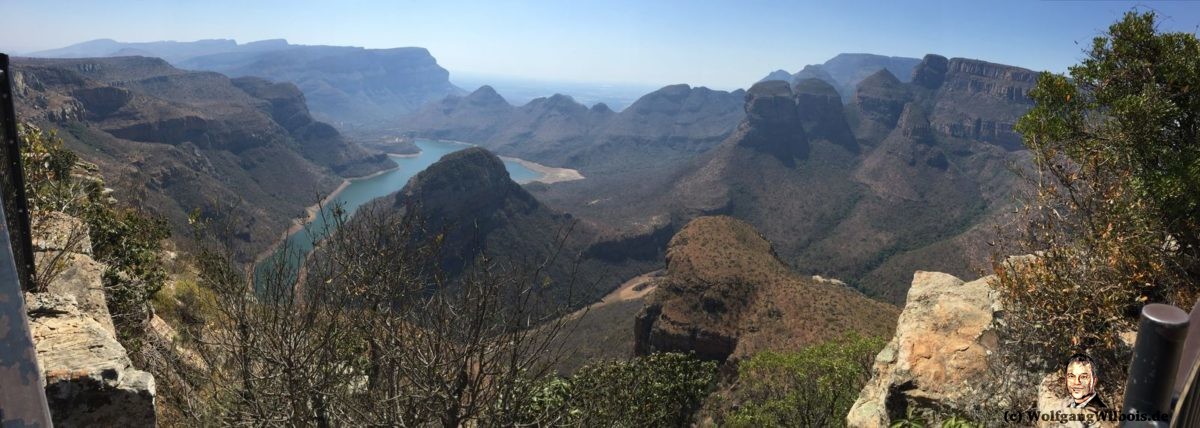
[759,53,922,102]
[28,38,464,125]
[12,56,394,258]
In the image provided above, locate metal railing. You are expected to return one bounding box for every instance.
[1118,302,1200,427]
[0,52,53,427]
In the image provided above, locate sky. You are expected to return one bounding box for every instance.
[2,0,1199,90]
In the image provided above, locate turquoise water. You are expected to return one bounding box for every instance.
[256,139,541,280]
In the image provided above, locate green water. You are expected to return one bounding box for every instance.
[255,139,541,280]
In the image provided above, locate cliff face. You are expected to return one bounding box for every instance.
[928,57,1038,150]
[181,46,462,124]
[28,39,464,125]
[12,57,393,258]
[634,216,898,362]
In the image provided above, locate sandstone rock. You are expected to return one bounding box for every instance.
[854,69,912,143]
[847,271,1001,427]
[36,252,113,333]
[793,78,857,152]
[31,211,92,256]
[736,81,808,161]
[26,293,156,427]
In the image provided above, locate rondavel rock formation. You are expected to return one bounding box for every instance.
[27,211,156,426]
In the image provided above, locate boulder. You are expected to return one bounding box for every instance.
[847,271,1001,427]
[26,293,156,427]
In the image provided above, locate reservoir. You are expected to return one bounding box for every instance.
[256,139,549,279]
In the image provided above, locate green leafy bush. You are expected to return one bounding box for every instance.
[993,10,1200,404]
[19,123,169,348]
[724,333,885,427]
[519,352,718,427]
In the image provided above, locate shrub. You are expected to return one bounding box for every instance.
[519,352,718,427]
[993,10,1200,404]
[724,333,885,428]
[19,123,169,348]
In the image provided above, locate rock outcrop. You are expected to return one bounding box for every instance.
[736,81,809,162]
[927,58,1038,150]
[27,293,157,427]
[793,78,857,152]
[847,270,1001,427]
[27,211,156,427]
[854,69,911,143]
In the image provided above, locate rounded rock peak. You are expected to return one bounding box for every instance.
[747,80,794,98]
[912,54,950,89]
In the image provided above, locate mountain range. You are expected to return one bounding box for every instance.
[28,39,464,125]
[400,53,1038,304]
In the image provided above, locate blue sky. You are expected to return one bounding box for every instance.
[2,0,1198,90]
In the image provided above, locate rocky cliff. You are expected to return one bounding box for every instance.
[846,270,1002,427]
[634,216,898,362]
[28,212,156,427]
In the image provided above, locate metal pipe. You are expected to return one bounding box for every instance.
[1123,303,1189,427]
[0,52,53,427]
[0,54,35,292]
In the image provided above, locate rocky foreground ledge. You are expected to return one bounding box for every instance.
[27,212,156,427]
[847,269,1002,427]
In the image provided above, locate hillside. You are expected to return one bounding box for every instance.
[635,216,898,361]
[11,56,395,258]
[28,39,464,125]
[389,147,658,305]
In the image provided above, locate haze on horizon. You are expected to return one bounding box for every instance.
[3,0,1199,90]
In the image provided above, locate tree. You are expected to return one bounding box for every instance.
[994,10,1200,403]
[162,201,580,426]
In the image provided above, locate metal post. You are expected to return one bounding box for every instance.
[0,52,53,427]
[1123,303,1189,427]
[0,54,35,291]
